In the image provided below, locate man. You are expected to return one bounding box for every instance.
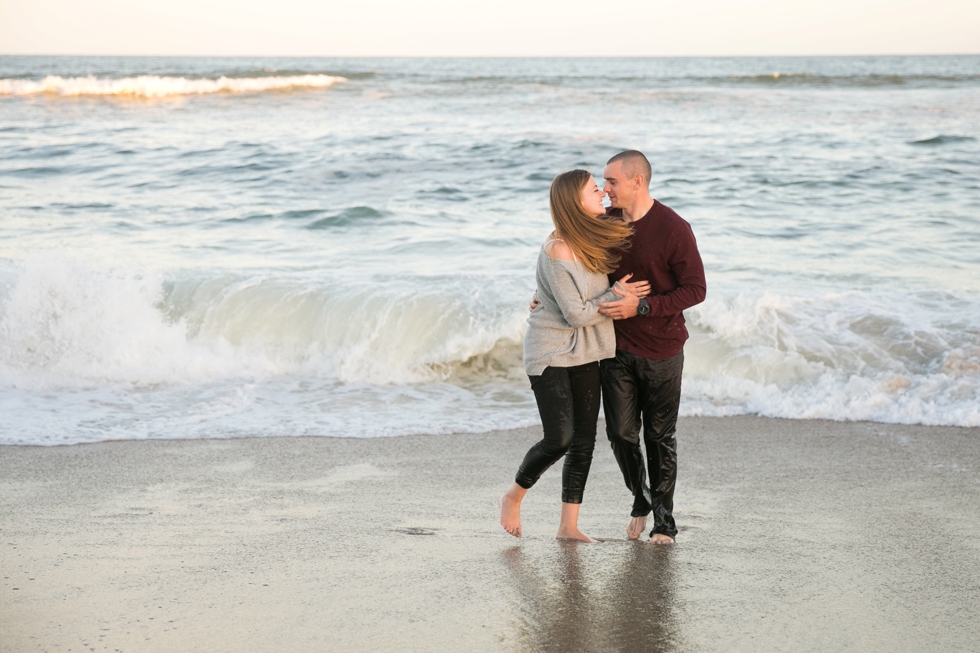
[596,150,706,545]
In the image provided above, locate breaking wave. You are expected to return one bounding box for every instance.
[0,255,536,445]
[0,256,523,389]
[682,292,980,428]
[1,256,978,445]
[0,74,347,98]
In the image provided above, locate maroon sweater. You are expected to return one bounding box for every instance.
[607,201,706,360]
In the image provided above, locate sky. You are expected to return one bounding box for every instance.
[0,0,978,57]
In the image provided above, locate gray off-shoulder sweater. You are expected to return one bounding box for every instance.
[523,246,621,376]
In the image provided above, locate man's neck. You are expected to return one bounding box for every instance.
[623,196,655,223]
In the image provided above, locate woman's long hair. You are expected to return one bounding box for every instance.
[549,169,632,274]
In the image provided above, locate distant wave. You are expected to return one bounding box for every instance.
[0,74,347,98]
[435,71,980,89]
[911,135,977,146]
[717,73,980,88]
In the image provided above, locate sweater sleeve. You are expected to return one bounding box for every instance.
[646,222,707,317]
[547,260,620,328]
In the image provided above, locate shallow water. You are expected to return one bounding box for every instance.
[1,55,979,444]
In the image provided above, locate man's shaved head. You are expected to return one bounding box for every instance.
[607,150,652,188]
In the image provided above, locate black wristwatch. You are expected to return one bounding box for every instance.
[637,297,650,316]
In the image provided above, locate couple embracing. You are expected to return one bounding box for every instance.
[499,150,706,544]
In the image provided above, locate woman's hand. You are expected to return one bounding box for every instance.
[613,274,651,298]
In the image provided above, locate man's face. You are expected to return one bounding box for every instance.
[602,161,634,209]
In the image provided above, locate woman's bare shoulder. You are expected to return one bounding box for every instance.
[543,237,575,261]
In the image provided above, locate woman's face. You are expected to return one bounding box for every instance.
[580,177,606,218]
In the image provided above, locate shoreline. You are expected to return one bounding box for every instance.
[2,415,979,652]
[6,412,980,448]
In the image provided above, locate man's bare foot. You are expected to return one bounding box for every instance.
[649,533,675,545]
[499,494,522,538]
[626,515,647,540]
[555,526,595,543]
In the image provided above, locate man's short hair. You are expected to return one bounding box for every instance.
[607,150,652,188]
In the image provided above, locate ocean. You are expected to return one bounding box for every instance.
[1,55,978,445]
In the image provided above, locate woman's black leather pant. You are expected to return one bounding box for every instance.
[600,350,683,539]
[515,362,601,504]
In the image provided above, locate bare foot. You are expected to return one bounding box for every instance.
[649,533,675,545]
[499,494,522,538]
[556,502,594,542]
[626,515,647,540]
[555,526,595,543]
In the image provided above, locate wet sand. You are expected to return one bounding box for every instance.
[2,416,979,652]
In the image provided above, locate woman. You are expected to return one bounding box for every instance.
[499,169,649,542]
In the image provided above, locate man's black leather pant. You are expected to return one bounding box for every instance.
[515,362,600,504]
[600,350,683,539]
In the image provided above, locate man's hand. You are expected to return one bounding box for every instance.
[599,293,639,320]
[529,291,539,312]
[619,279,650,298]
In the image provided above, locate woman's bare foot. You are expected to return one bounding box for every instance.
[556,502,594,542]
[626,515,647,540]
[649,533,675,545]
[499,484,526,538]
[555,526,595,543]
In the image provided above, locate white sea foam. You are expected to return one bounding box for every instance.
[0,74,346,98]
[681,292,980,427]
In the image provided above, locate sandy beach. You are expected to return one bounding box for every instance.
[2,416,979,652]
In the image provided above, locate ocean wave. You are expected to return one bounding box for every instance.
[1,257,978,443]
[0,256,535,445]
[307,206,387,229]
[0,74,347,98]
[0,256,525,388]
[682,292,980,427]
[426,72,980,90]
[910,135,977,146]
[727,73,970,85]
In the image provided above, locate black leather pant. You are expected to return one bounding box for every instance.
[600,350,683,538]
[515,362,601,504]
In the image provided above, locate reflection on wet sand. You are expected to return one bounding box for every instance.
[502,541,678,653]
